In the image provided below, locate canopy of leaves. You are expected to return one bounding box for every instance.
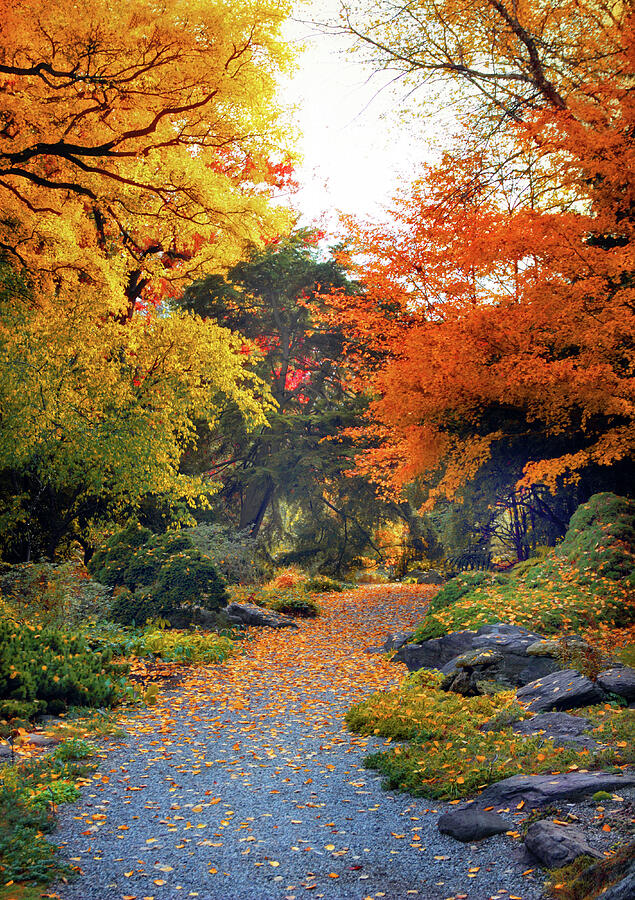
[0,0,293,307]
[0,0,294,559]
[332,0,634,504]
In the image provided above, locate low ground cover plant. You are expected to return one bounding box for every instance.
[79,620,237,665]
[0,620,127,721]
[262,586,320,617]
[305,574,346,593]
[412,493,634,645]
[125,628,236,664]
[230,567,321,617]
[346,670,634,800]
[0,739,97,886]
[231,584,320,618]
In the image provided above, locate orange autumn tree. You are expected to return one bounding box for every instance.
[331,0,634,507]
[0,0,294,558]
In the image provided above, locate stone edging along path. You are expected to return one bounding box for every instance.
[53,587,629,900]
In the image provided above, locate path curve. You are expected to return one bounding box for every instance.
[55,586,544,900]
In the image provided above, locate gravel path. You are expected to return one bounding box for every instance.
[55,586,546,900]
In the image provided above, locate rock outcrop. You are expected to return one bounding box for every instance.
[524,820,601,868]
[473,771,635,810]
[596,667,635,703]
[516,669,605,712]
[395,623,562,687]
[511,711,596,747]
[225,601,298,629]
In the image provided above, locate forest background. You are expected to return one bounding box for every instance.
[1,0,632,576]
[0,1,633,893]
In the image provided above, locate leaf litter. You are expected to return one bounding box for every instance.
[54,585,545,899]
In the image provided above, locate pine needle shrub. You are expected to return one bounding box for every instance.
[0,620,126,718]
[89,526,228,626]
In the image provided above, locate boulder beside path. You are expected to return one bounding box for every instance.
[225,601,299,629]
[524,819,602,868]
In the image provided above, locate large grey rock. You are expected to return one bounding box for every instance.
[597,864,635,900]
[395,630,479,670]
[396,622,561,686]
[443,650,559,687]
[475,771,635,810]
[437,808,511,842]
[383,631,414,652]
[472,623,545,654]
[524,820,601,868]
[225,601,298,629]
[511,711,595,748]
[441,648,505,696]
[439,624,560,686]
[517,669,606,712]
[596,667,635,702]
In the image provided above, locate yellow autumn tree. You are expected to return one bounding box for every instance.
[0,0,293,558]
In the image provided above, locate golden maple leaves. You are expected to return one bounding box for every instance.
[0,0,294,298]
[0,0,293,531]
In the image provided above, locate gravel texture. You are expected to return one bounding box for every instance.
[53,587,585,900]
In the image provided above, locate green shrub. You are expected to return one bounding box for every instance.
[128,629,236,664]
[305,575,345,593]
[109,588,157,626]
[0,620,126,719]
[0,746,98,885]
[92,526,229,626]
[89,523,153,586]
[558,492,634,582]
[30,779,80,809]
[267,591,319,617]
[155,548,227,610]
[185,524,265,584]
[0,699,41,721]
[52,738,95,761]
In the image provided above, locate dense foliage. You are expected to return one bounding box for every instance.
[333,0,634,512]
[0,620,126,720]
[412,493,634,642]
[89,525,228,626]
[184,524,266,584]
[176,231,402,573]
[0,0,293,561]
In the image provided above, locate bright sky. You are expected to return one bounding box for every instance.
[280,2,441,233]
